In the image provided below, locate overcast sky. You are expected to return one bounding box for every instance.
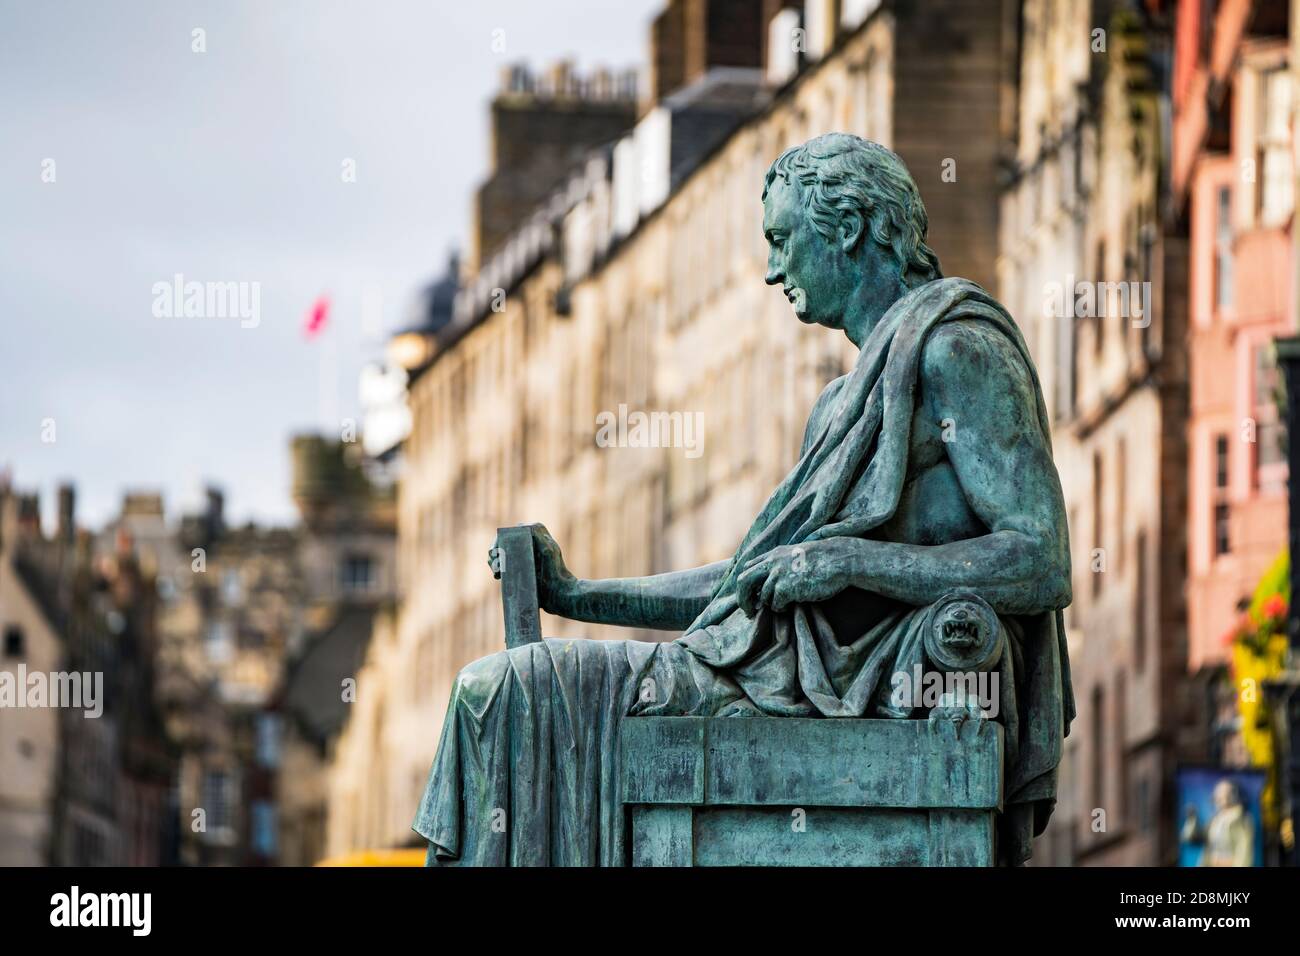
[0,0,659,530]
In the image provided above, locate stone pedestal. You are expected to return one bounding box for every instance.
[620,717,1003,866]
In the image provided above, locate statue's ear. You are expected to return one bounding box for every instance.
[838,209,865,254]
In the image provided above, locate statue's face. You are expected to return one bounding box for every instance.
[763,176,882,332]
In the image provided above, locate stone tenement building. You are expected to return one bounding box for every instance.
[997,1,1194,866]
[330,0,1020,857]
[0,483,179,867]
[140,436,395,866]
[0,486,65,865]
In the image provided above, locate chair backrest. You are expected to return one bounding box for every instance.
[495,525,543,648]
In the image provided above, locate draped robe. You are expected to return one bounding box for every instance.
[413,276,1075,866]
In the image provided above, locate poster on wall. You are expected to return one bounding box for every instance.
[1175,766,1266,867]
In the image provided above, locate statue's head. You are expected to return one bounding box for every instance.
[762,133,941,332]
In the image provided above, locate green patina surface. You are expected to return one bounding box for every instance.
[419,134,1073,867]
[622,717,1002,866]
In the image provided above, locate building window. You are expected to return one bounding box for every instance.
[1054,261,1076,422]
[1214,186,1233,310]
[205,620,234,664]
[1215,434,1230,489]
[3,625,24,658]
[221,568,243,606]
[1091,685,1105,813]
[1092,453,1103,598]
[251,801,278,858]
[1134,529,1147,674]
[1116,439,1126,571]
[255,713,281,769]
[1093,240,1107,354]
[1257,66,1294,228]
[1254,345,1285,479]
[1214,433,1231,556]
[340,554,375,592]
[1214,503,1231,556]
[201,769,236,838]
[1114,671,1127,822]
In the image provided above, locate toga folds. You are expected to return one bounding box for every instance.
[413,277,1075,867]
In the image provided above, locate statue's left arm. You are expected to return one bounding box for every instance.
[737,321,1072,617]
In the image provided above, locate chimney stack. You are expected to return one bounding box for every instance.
[647,0,767,114]
[471,60,639,271]
[16,493,40,536]
[205,487,225,542]
[57,483,75,544]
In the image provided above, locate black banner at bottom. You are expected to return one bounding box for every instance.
[0,864,1287,942]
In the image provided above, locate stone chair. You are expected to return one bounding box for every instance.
[493,525,1005,866]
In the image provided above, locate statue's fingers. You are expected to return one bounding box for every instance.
[760,572,780,610]
[771,577,798,612]
[736,577,756,617]
[530,522,558,551]
[736,565,766,617]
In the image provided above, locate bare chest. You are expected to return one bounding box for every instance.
[873,402,985,545]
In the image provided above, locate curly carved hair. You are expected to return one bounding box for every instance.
[762,133,942,286]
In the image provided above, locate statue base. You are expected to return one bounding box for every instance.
[620,717,1003,866]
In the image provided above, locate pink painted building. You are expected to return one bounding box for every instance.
[1177,0,1292,682]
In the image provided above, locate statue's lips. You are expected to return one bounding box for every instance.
[785,286,810,319]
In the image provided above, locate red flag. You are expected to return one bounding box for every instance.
[304,294,330,338]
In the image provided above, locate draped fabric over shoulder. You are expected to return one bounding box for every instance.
[413,277,1074,867]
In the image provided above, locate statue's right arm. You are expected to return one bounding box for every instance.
[553,561,731,631]
[491,523,729,632]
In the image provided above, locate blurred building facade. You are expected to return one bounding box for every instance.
[0,487,64,865]
[330,0,1020,857]
[151,437,395,866]
[3,430,395,868]
[270,438,397,866]
[0,481,180,866]
[997,0,1195,866]
[1177,1,1292,709]
[1173,0,1295,862]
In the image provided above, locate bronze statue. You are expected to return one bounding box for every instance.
[414,133,1074,866]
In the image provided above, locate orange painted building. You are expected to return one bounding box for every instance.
[1176,0,1292,685]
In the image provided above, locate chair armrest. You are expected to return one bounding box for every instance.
[495,525,543,648]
